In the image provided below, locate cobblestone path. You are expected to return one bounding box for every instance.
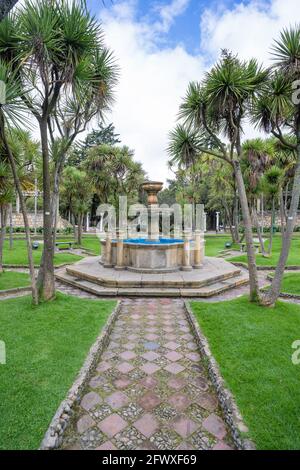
[61,298,234,451]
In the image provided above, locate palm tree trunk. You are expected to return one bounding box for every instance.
[37,119,55,301]
[77,213,83,245]
[233,160,260,302]
[252,205,266,256]
[268,198,275,255]
[0,123,38,304]
[0,205,7,273]
[263,129,300,306]
[279,190,286,233]
[9,203,13,249]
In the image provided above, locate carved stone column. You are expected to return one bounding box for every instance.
[104,231,113,268]
[115,230,125,270]
[181,230,192,271]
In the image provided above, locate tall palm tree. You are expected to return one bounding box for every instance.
[0,0,117,301]
[169,51,268,302]
[252,25,300,305]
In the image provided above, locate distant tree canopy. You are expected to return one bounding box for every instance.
[68,123,121,167]
[0,0,18,21]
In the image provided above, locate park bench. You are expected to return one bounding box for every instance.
[55,241,75,251]
[240,242,259,254]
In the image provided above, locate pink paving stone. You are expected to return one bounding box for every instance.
[133,413,159,438]
[186,342,198,351]
[172,416,199,438]
[182,333,194,341]
[138,391,161,411]
[168,393,191,411]
[128,334,138,340]
[123,343,135,350]
[77,414,95,434]
[80,391,102,411]
[140,375,158,389]
[167,376,186,390]
[141,351,160,362]
[119,350,136,360]
[185,352,201,362]
[96,361,111,373]
[117,362,135,374]
[96,441,118,450]
[145,333,159,341]
[108,341,119,350]
[196,393,218,412]
[165,341,180,351]
[212,441,233,450]
[164,334,177,341]
[105,391,129,409]
[141,362,160,375]
[89,375,105,389]
[165,351,183,362]
[98,413,127,437]
[202,414,227,440]
[114,377,132,389]
[164,363,185,374]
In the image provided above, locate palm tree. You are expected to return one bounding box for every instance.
[0,0,117,301]
[0,61,38,303]
[252,25,300,305]
[169,51,268,302]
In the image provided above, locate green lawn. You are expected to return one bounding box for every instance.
[191,297,300,449]
[230,235,300,266]
[79,235,101,255]
[204,235,240,257]
[0,271,30,291]
[268,272,300,295]
[2,239,82,266]
[0,293,116,450]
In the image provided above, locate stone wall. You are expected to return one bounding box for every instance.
[11,212,71,230]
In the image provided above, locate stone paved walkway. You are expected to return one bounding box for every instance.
[61,298,234,450]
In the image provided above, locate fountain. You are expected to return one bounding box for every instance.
[99,181,204,272]
[56,180,248,297]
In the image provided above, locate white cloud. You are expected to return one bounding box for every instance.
[100,1,204,182]
[201,0,299,65]
[100,0,299,183]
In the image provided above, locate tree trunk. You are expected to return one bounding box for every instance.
[233,160,260,302]
[279,190,286,234]
[9,202,13,249]
[252,205,266,256]
[0,122,38,304]
[77,213,83,245]
[0,205,8,273]
[263,128,300,306]
[37,119,55,301]
[233,192,240,242]
[268,197,275,255]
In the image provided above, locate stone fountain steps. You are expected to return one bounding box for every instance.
[55,256,249,298]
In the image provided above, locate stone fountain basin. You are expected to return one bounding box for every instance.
[100,238,196,273]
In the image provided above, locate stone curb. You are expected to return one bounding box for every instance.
[39,300,122,450]
[232,261,300,271]
[0,286,31,297]
[184,301,256,450]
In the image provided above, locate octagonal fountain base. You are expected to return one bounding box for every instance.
[55,256,248,298]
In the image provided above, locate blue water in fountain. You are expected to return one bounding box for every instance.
[123,238,184,245]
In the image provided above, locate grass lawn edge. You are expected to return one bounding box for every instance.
[40,300,121,450]
[184,300,255,450]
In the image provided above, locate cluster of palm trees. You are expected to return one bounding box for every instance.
[168,28,300,306]
[0,0,118,304]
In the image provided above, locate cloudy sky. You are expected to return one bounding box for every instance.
[86,0,298,182]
